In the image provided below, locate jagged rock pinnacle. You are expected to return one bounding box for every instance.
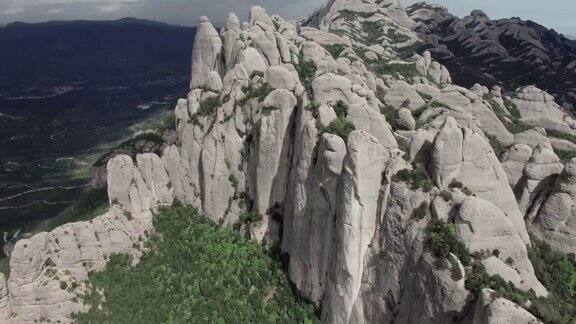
[190,15,222,90]
[2,3,575,323]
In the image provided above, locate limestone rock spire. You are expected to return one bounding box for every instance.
[190,16,223,90]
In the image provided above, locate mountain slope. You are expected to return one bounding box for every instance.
[407,2,576,112]
[0,18,195,233]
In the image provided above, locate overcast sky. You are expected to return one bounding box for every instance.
[0,0,575,36]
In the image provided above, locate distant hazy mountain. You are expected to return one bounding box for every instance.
[0,18,195,90]
[0,18,195,231]
[408,3,576,111]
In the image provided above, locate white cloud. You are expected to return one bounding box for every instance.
[6,0,141,5]
[97,3,125,13]
[0,0,573,35]
[46,8,62,14]
[1,7,24,15]
[0,0,143,20]
[0,0,141,12]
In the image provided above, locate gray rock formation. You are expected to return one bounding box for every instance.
[408,2,576,113]
[516,143,563,215]
[513,86,574,134]
[2,1,572,323]
[0,274,10,321]
[190,16,223,89]
[397,107,415,130]
[531,158,576,255]
[429,117,530,244]
[473,289,541,324]
[323,131,388,323]
[2,207,153,322]
[456,197,547,296]
[502,144,533,188]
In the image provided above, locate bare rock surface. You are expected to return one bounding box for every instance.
[473,289,542,324]
[456,197,547,296]
[323,130,388,324]
[532,158,576,255]
[2,2,573,323]
[2,207,153,322]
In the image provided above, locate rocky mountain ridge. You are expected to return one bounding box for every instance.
[407,2,576,112]
[1,0,576,322]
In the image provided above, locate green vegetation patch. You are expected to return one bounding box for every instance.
[295,55,318,92]
[323,44,346,59]
[322,117,356,141]
[333,100,348,119]
[412,105,428,120]
[239,211,263,225]
[486,134,507,158]
[361,21,384,45]
[94,132,164,167]
[0,257,8,278]
[338,9,374,21]
[428,100,448,109]
[413,201,429,220]
[74,205,317,323]
[464,234,576,323]
[449,180,473,196]
[380,104,399,130]
[547,129,576,145]
[386,29,410,44]
[503,98,521,119]
[528,235,576,321]
[197,95,222,117]
[395,42,424,60]
[392,165,433,192]
[486,98,532,134]
[238,82,274,107]
[373,62,419,79]
[318,101,355,141]
[30,188,108,235]
[428,218,471,266]
[152,111,176,133]
[555,149,576,162]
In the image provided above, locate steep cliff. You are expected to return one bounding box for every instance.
[1,0,576,323]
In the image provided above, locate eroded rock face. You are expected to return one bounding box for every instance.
[512,86,574,134]
[190,16,223,89]
[397,107,416,130]
[502,144,533,188]
[396,253,468,323]
[456,197,547,296]
[384,80,426,112]
[323,130,388,323]
[2,2,571,323]
[252,89,297,241]
[464,102,514,146]
[429,117,530,244]
[516,143,563,215]
[0,274,10,321]
[108,154,173,213]
[3,207,153,322]
[285,133,346,304]
[430,117,463,188]
[532,158,576,255]
[473,289,541,324]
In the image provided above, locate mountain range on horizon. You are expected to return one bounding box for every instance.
[408,2,576,112]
